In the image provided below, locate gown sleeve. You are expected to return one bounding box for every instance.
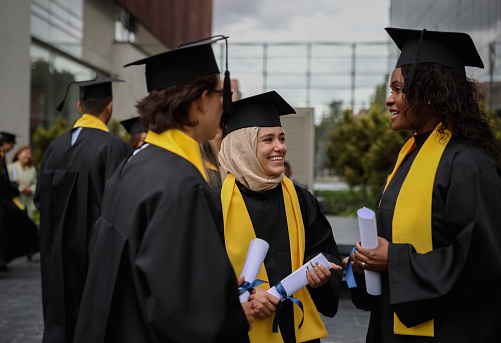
[387,148,501,327]
[298,186,343,317]
[134,183,249,342]
[103,140,130,180]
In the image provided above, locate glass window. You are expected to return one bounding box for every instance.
[30,44,96,132]
[30,0,83,58]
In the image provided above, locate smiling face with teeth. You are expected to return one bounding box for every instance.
[385,67,416,132]
[256,126,287,176]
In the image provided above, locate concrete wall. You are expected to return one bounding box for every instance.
[281,107,315,191]
[0,0,31,160]
[82,0,116,73]
[114,0,213,48]
[82,0,166,122]
[111,43,149,121]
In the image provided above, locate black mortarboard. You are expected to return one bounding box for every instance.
[57,78,124,112]
[0,132,17,143]
[386,27,484,74]
[124,36,228,93]
[120,117,145,136]
[226,91,296,134]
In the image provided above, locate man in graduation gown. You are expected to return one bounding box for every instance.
[0,132,39,276]
[346,28,501,342]
[73,37,250,343]
[34,79,130,343]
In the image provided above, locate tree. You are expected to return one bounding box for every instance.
[324,81,411,199]
[315,100,343,177]
[32,117,69,168]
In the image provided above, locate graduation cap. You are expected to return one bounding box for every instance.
[120,117,145,136]
[57,78,124,112]
[225,91,296,135]
[0,132,17,144]
[385,28,484,92]
[124,35,228,93]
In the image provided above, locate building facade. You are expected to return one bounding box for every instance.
[1,0,212,154]
[389,0,501,113]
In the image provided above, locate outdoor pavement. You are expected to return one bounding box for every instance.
[0,216,369,343]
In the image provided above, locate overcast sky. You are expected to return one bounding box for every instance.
[213,0,391,43]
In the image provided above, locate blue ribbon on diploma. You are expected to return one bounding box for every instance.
[345,246,358,288]
[272,282,304,333]
[238,279,267,295]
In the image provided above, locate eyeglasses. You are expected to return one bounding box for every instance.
[211,89,224,100]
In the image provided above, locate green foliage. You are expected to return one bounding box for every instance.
[315,101,343,176]
[480,100,501,144]
[324,81,412,196]
[31,209,40,227]
[108,118,129,142]
[32,117,69,168]
[316,190,379,217]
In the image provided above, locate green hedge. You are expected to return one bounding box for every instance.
[315,190,378,217]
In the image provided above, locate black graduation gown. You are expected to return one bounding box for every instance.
[0,154,38,267]
[230,182,343,343]
[34,127,129,343]
[350,134,501,342]
[73,144,249,343]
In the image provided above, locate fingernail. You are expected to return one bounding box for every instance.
[316,262,319,266]
[310,261,315,267]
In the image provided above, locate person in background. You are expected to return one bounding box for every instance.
[344,28,501,342]
[120,116,147,150]
[0,132,39,277]
[200,139,226,188]
[34,78,130,343]
[218,91,343,343]
[284,160,308,190]
[8,146,37,218]
[73,36,252,343]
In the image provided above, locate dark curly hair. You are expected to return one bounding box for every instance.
[401,63,500,162]
[137,74,219,133]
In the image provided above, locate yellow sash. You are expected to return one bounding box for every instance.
[144,129,207,181]
[73,114,110,132]
[222,174,327,342]
[383,125,451,337]
[205,160,219,172]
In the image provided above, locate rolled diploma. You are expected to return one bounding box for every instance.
[239,238,269,302]
[267,253,332,300]
[357,207,382,295]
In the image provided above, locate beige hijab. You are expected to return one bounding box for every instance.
[219,126,284,192]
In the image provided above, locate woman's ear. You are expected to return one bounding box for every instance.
[196,90,209,114]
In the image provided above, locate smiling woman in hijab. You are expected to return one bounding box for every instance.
[218,91,343,343]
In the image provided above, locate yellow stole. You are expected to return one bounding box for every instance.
[73,114,110,132]
[222,174,327,343]
[383,125,451,337]
[144,129,207,181]
[205,160,219,172]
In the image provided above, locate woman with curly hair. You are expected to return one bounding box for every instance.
[344,28,501,342]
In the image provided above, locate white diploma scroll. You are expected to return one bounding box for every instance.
[357,207,382,296]
[267,253,332,300]
[239,238,269,302]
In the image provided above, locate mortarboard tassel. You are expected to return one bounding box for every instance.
[222,69,233,124]
[221,36,232,124]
